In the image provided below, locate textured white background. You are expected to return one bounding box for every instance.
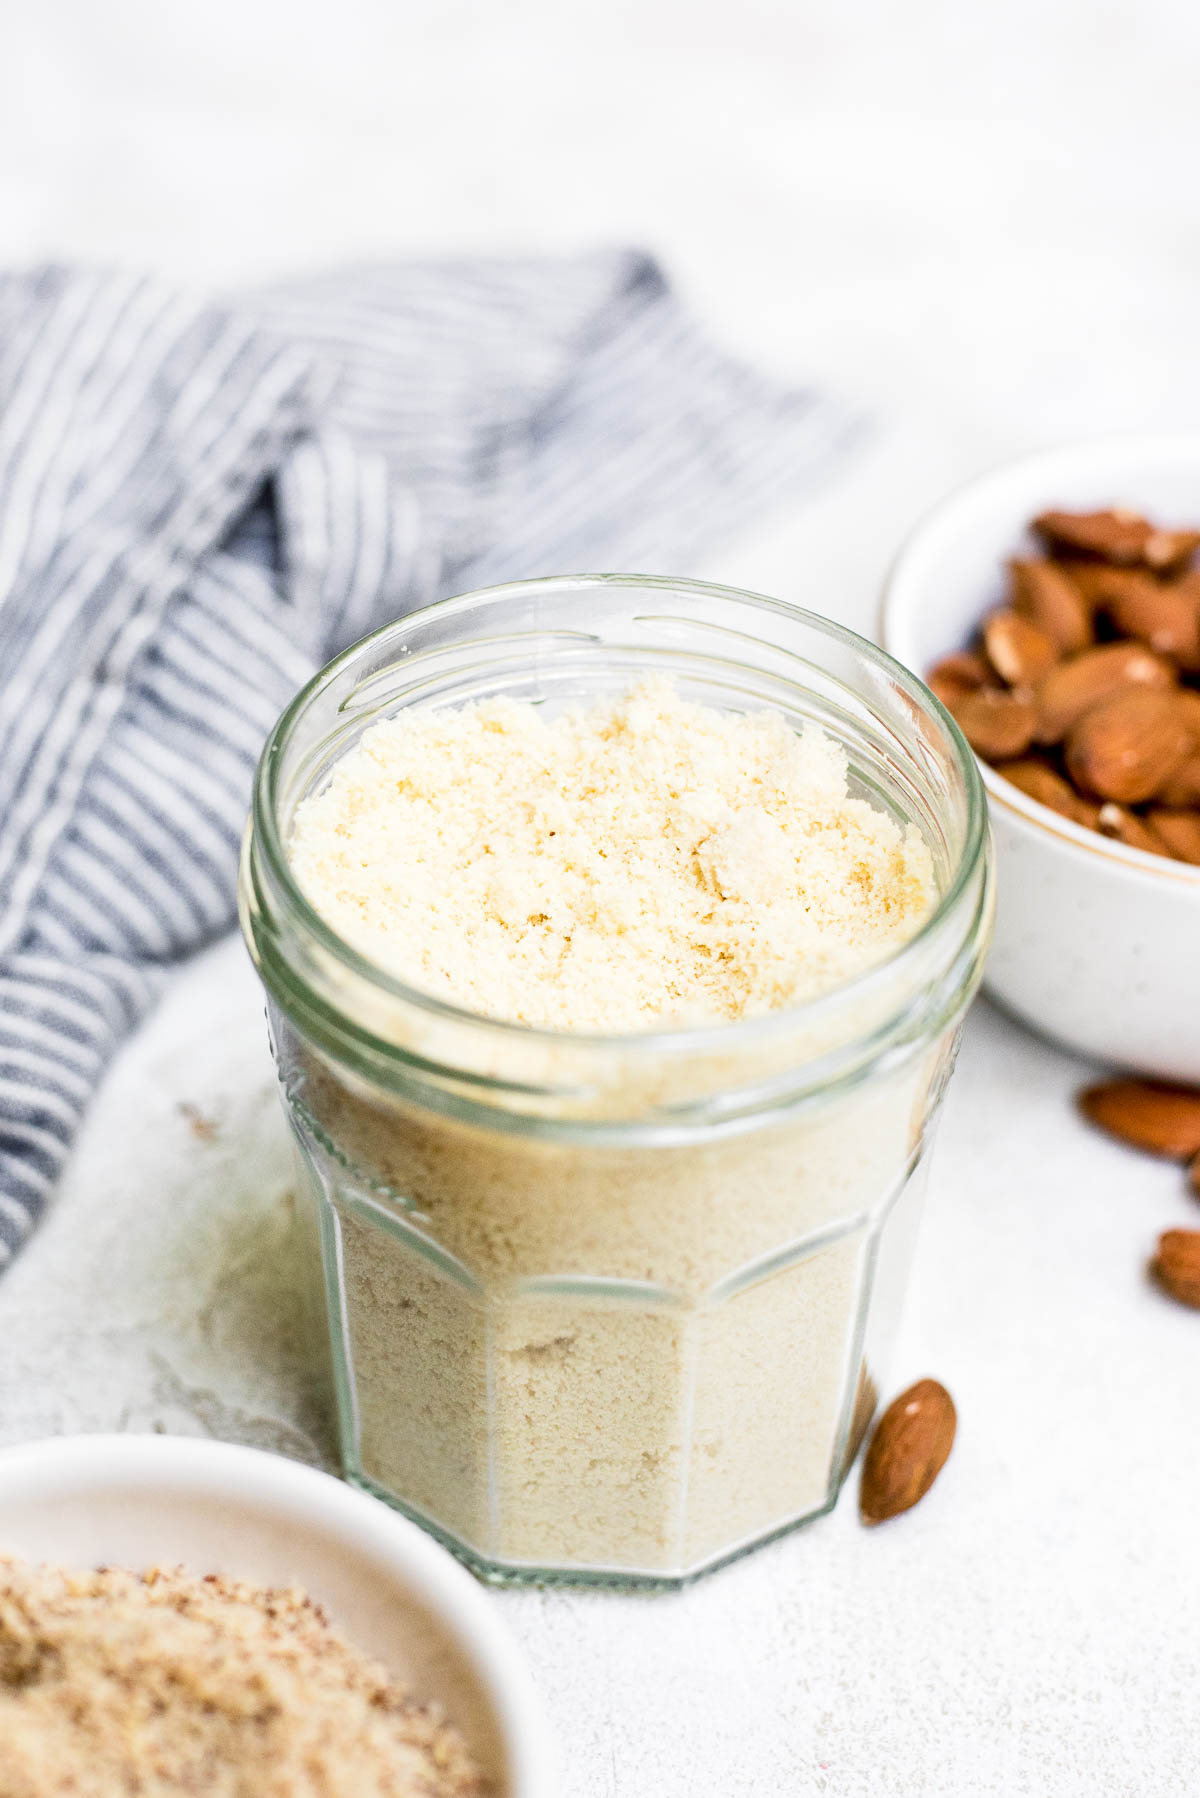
[1,3,1199,1793]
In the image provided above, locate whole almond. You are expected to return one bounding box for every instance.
[1079,1078,1200,1159]
[951,687,1037,761]
[1034,506,1200,570]
[1096,803,1173,858]
[1009,558,1092,654]
[1098,572,1200,669]
[1150,1229,1200,1309]
[1146,807,1200,865]
[995,758,1100,827]
[1157,753,1200,807]
[927,650,990,709]
[982,608,1059,686]
[1033,642,1176,745]
[1065,687,1191,803]
[859,1378,956,1525]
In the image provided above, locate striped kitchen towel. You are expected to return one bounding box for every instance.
[0,250,858,1266]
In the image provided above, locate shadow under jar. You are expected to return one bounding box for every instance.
[239,576,993,1588]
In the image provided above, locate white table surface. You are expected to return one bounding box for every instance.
[2,2,1199,1792]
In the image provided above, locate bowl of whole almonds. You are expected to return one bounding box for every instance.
[881,434,1200,1079]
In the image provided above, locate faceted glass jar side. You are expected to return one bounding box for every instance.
[277,1022,956,1583]
[240,575,993,1587]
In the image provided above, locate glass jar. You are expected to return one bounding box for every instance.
[239,576,993,1587]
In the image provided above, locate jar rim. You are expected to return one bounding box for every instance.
[247,572,989,1056]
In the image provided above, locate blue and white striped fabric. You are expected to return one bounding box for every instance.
[0,250,857,1266]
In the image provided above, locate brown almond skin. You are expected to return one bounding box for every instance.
[927,650,990,709]
[860,1378,957,1525]
[1169,568,1200,623]
[1034,507,1200,569]
[1068,563,1169,609]
[1151,1229,1200,1309]
[1096,803,1173,858]
[1065,687,1192,803]
[995,758,1100,828]
[1158,753,1200,807]
[1034,643,1176,745]
[1079,1079,1200,1159]
[1064,560,1132,606]
[951,687,1036,761]
[1010,558,1092,654]
[1072,553,1200,611]
[1146,808,1200,865]
[1035,507,1150,563]
[1099,572,1200,670]
[1170,686,1200,742]
[983,609,1059,686]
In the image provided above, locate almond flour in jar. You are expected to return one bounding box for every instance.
[288,679,935,1031]
[241,578,992,1584]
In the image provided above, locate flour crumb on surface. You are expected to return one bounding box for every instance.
[289,677,936,1031]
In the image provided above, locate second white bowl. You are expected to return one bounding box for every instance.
[0,1434,556,1798]
[881,433,1200,1081]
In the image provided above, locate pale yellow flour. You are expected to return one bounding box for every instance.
[289,677,934,1030]
[283,678,946,1576]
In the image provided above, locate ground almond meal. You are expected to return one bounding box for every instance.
[282,677,946,1576]
[0,1558,487,1798]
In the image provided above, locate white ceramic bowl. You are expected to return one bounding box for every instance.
[881,433,1200,1080]
[0,1435,556,1798]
